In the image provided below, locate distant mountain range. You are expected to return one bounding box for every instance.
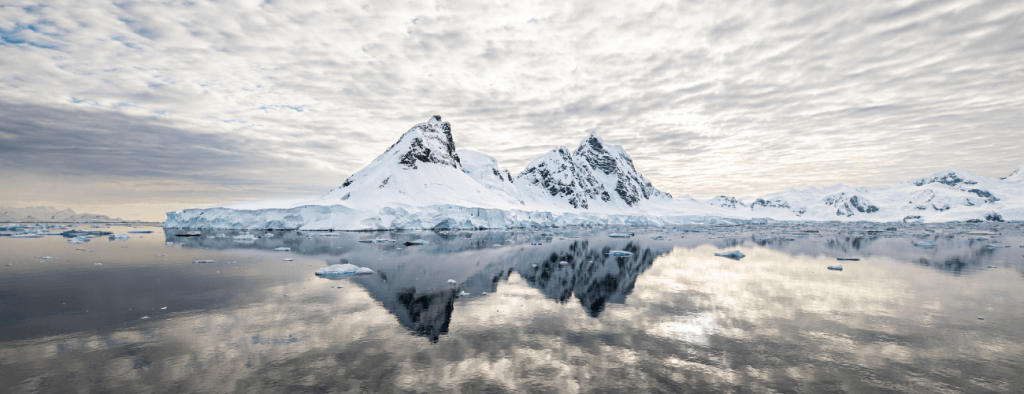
[166,115,1023,230]
[0,206,124,223]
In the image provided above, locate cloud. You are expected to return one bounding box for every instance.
[1,0,1022,219]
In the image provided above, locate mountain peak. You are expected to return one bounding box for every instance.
[1005,164,1024,181]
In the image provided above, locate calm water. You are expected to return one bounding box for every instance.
[1,225,1023,393]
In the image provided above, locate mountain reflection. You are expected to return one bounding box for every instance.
[162,228,1021,340]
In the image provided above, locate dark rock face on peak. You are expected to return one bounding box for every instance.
[516,132,671,209]
[393,115,461,170]
[573,133,670,206]
[751,197,806,217]
[517,147,594,209]
[913,170,978,187]
[708,196,746,209]
[823,193,879,217]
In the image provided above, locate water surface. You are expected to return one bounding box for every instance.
[1,224,1022,393]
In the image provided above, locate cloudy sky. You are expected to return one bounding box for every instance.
[1,0,1022,220]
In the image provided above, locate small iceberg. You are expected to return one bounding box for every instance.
[41,256,52,260]
[985,244,1007,248]
[784,237,796,241]
[827,265,843,271]
[608,250,634,257]
[914,241,936,248]
[67,237,89,244]
[110,234,130,240]
[193,260,215,264]
[315,264,373,277]
[166,242,174,246]
[233,233,256,241]
[128,230,153,234]
[447,279,457,284]
[531,242,543,245]
[274,247,291,252]
[714,250,745,260]
[458,291,470,296]
[559,261,569,265]
[651,235,664,240]
[973,237,988,241]
[264,233,275,238]
[282,258,294,261]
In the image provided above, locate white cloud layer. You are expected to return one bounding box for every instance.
[1,0,1022,219]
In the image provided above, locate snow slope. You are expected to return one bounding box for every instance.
[165,116,1024,230]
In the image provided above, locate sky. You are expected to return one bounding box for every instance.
[1,0,1022,221]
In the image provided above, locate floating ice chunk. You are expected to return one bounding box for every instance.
[714,250,745,259]
[977,316,985,320]
[331,285,344,288]
[41,256,52,260]
[110,234,130,239]
[827,265,843,270]
[531,264,538,268]
[492,244,502,248]
[559,261,569,265]
[459,291,470,296]
[607,250,634,257]
[160,307,167,310]
[651,235,664,240]
[95,263,102,266]
[67,237,89,244]
[987,265,997,268]
[973,237,988,241]
[608,233,630,238]
[141,316,150,319]
[282,258,294,261]
[482,292,488,295]
[156,254,167,257]
[233,233,256,241]
[404,240,429,246]
[274,247,291,252]
[447,279,457,284]
[784,237,796,241]
[531,242,542,245]
[985,244,1007,248]
[914,241,936,248]
[166,242,174,246]
[264,233,274,238]
[541,232,554,236]
[193,260,215,264]
[314,264,373,277]
[128,230,153,234]
[5,264,11,266]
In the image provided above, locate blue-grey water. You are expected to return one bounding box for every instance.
[1,224,1023,393]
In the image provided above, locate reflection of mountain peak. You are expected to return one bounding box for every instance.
[393,287,456,342]
[516,241,662,317]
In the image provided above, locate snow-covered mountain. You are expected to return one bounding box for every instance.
[165,116,1024,230]
[1,206,123,222]
[706,167,1024,223]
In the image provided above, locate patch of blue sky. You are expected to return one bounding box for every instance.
[70,97,100,106]
[256,105,308,113]
[1,24,62,49]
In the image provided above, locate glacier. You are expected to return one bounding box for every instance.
[165,115,1024,230]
